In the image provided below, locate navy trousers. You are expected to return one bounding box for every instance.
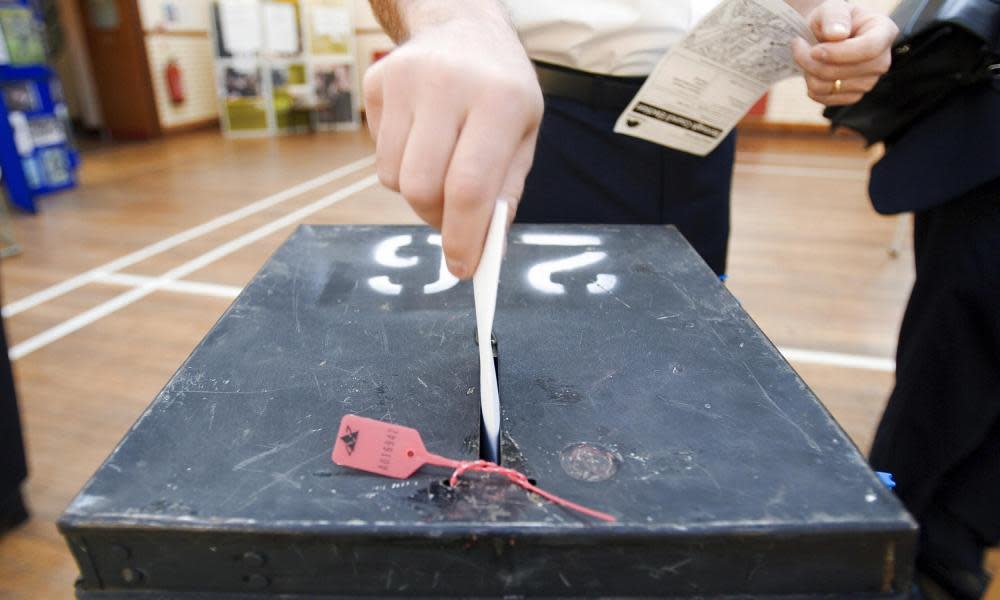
[1,290,28,531]
[515,95,736,276]
[869,178,1000,577]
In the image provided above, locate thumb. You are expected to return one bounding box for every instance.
[496,141,535,259]
[499,138,536,228]
[362,60,385,139]
[811,0,852,42]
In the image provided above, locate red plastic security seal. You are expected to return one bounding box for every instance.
[331,413,461,477]
[331,414,616,522]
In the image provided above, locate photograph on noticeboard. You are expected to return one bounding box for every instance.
[224,64,261,98]
[312,62,355,127]
[221,64,268,131]
[272,63,310,130]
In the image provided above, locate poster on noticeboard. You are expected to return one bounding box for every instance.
[307,0,351,56]
[311,61,357,129]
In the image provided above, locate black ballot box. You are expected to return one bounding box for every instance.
[59,225,916,599]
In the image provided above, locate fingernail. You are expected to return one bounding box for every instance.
[829,22,849,37]
[447,259,467,279]
[813,46,829,61]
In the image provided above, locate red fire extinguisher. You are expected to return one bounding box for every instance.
[165,58,185,105]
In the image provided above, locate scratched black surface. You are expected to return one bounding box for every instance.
[60,225,916,598]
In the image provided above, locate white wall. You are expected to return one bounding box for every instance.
[138,0,214,31]
[352,0,379,29]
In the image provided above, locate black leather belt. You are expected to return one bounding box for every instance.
[533,61,645,112]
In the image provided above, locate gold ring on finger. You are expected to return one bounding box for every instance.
[833,79,843,94]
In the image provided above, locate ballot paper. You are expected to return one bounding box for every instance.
[614,0,816,156]
[473,199,508,464]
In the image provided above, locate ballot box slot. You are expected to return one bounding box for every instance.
[475,330,502,465]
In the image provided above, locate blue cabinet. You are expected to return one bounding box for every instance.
[0,2,79,213]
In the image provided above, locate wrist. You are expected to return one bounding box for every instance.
[390,0,513,42]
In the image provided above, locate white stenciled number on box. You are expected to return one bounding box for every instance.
[368,234,459,296]
[520,233,618,295]
[366,232,618,296]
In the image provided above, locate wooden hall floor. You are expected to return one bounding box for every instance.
[0,128,996,598]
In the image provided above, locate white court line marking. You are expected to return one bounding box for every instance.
[778,346,895,373]
[1,154,375,318]
[96,272,242,299]
[734,163,866,180]
[8,175,379,360]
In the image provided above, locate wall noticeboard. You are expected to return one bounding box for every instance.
[211,0,359,136]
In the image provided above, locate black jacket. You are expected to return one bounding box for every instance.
[869,80,1000,214]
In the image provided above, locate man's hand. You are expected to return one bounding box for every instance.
[790,0,898,105]
[365,1,543,279]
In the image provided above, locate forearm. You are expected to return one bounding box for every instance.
[369,0,513,43]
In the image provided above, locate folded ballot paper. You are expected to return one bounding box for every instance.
[615,0,816,156]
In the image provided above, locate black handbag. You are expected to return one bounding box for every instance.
[823,0,1000,145]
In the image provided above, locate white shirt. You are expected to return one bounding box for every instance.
[504,0,723,76]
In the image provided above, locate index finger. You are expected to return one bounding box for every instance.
[439,108,524,279]
[812,16,897,64]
